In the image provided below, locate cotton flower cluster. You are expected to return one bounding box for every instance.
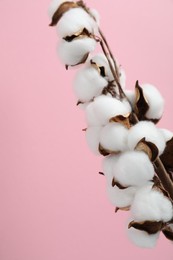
[48,0,99,67]
[49,0,173,248]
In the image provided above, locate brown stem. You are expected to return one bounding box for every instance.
[99,29,120,80]
[99,40,125,99]
[154,158,173,201]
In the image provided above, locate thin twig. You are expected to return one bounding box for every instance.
[99,28,120,80]
[99,40,125,99]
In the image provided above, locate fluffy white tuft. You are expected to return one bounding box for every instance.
[56,8,98,38]
[159,128,173,143]
[86,95,131,126]
[125,89,135,108]
[127,227,159,248]
[99,122,128,152]
[131,183,173,222]
[141,83,164,120]
[90,9,100,25]
[48,0,66,18]
[127,121,166,155]
[58,38,96,66]
[113,151,154,187]
[107,184,137,208]
[85,126,102,155]
[73,66,108,102]
[85,101,101,126]
[102,155,120,185]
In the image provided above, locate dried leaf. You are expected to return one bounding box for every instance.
[134,80,149,120]
[49,1,78,26]
[115,206,130,213]
[135,137,159,162]
[128,220,164,235]
[109,113,131,129]
[76,100,83,106]
[112,177,127,190]
[98,143,110,156]
[162,226,173,241]
[98,144,121,157]
[90,60,106,77]
[65,52,89,69]
[63,28,91,42]
[160,137,173,172]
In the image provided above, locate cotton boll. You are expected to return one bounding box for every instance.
[48,0,66,19]
[141,83,164,120]
[127,227,159,248]
[131,183,173,222]
[159,128,173,143]
[86,127,102,155]
[99,122,128,152]
[73,66,108,102]
[57,8,98,38]
[113,151,154,187]
[85,102,101,126]
[107,184,137,208]
[127,121,166,155]
[86,95,131,126]
[58,38,96,66]
[102,155,120,185]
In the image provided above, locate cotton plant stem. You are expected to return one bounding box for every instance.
[99,28,120,80]
[99,39,125,99]
[154,158,173,201]
[98,29,173,201]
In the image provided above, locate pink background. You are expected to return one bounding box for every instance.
[0,0,173,259]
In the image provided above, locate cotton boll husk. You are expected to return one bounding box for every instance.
[107,184,137,208]
[127,227,159,248]
[77,102,90,110]
[99,122,128,152]
[141,83,164,120]
[168,224,173,231]
[91,53,114,81]
[102,155,120,185]
[119,67,126,89]
[124,90,135,108]
[58,38,96,66]
[86,95,131,126]
[159,128,173,143]
[73,66,108,102]
[56,8,98,38]
[127,121,166,155]
[86,126,102,155]
[48,0,66,19]
[131,183,173,222]
[113,151,154,187]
